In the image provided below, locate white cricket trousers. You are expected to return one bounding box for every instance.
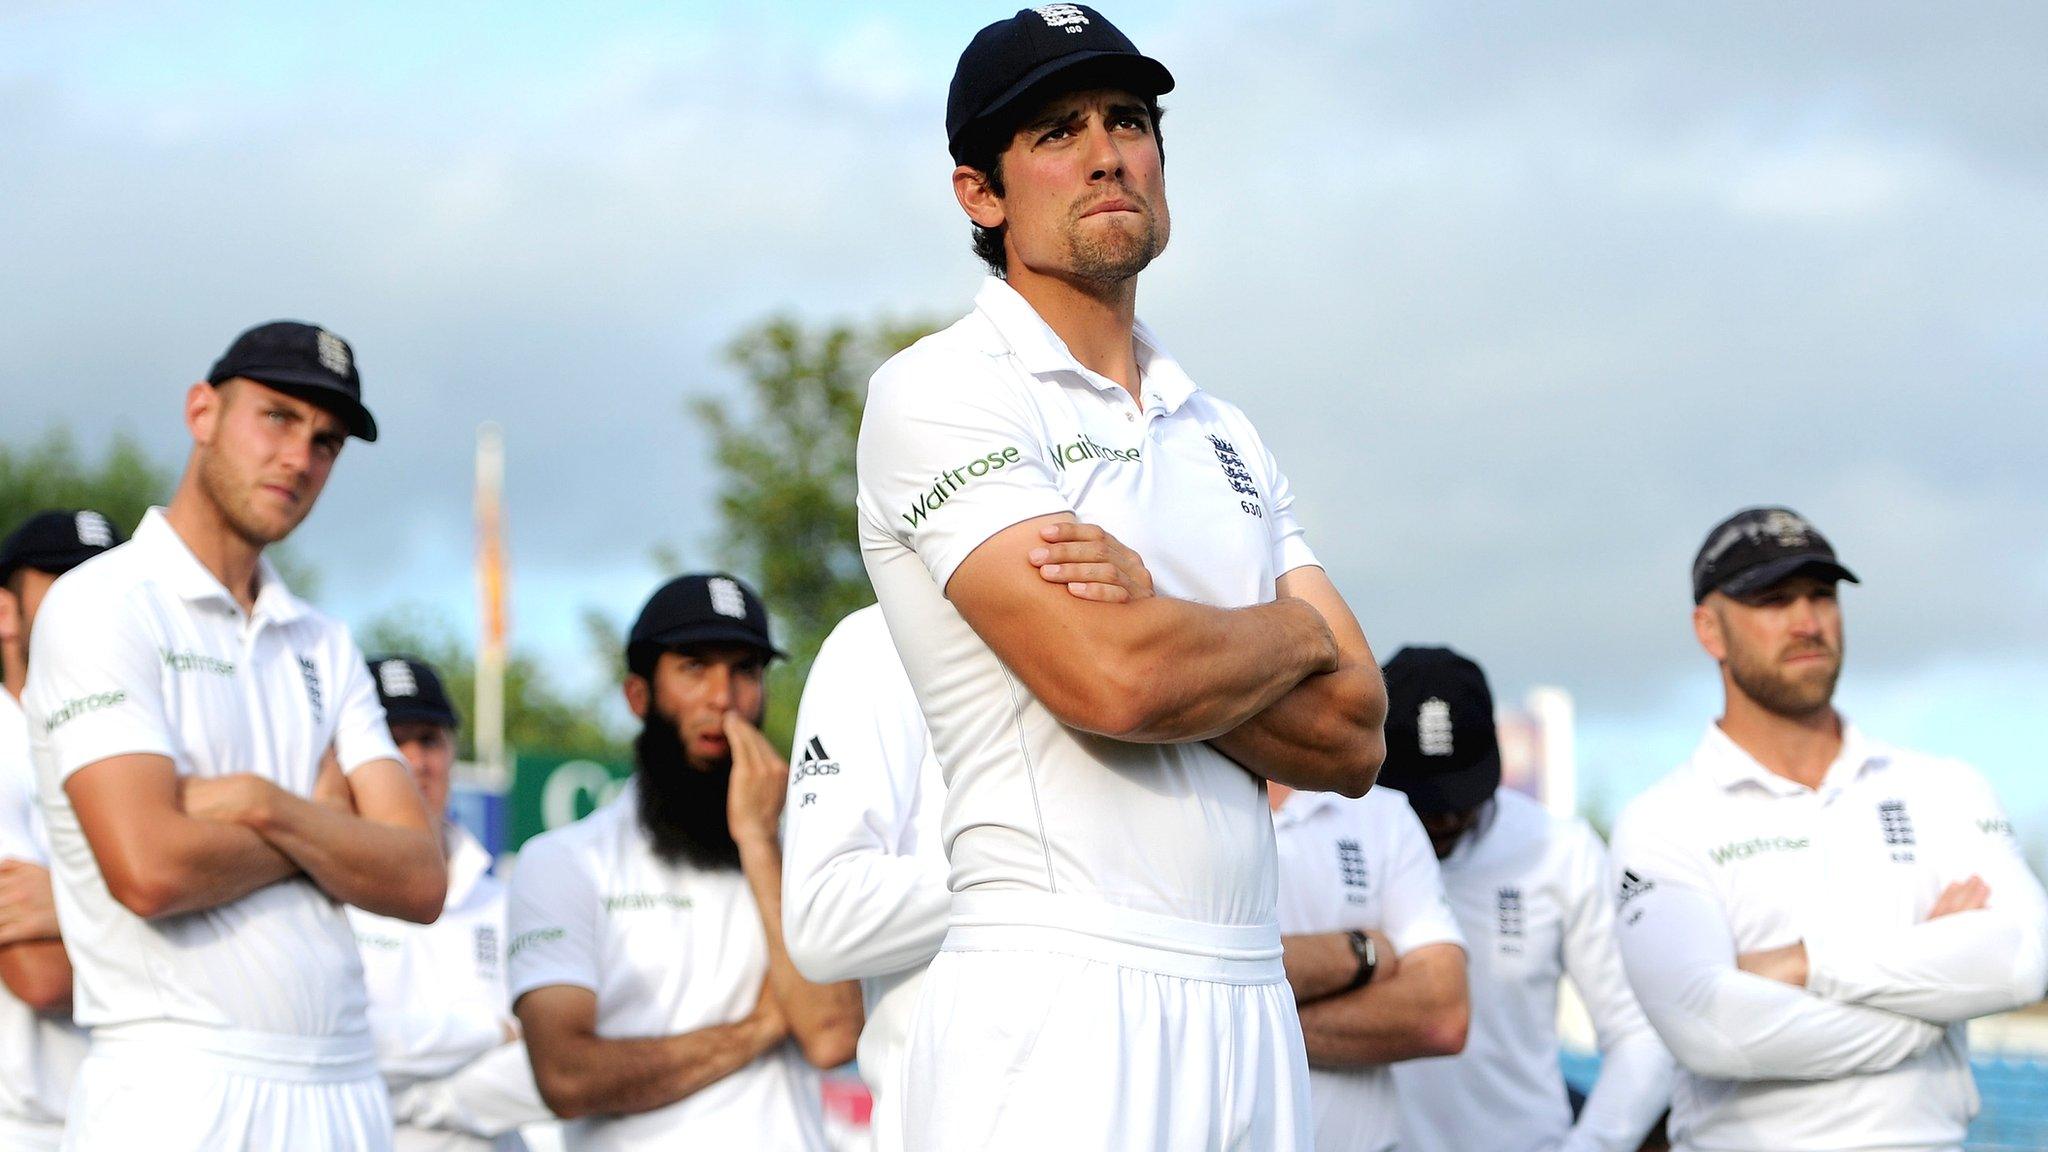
[0,1113,63,1152]
[61,1022,392,1152]
[903,892,1312,1152]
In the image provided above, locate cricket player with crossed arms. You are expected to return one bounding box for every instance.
[24,321,447,1149]
[856,7,1386,1149]
[1610,506,2048,1152]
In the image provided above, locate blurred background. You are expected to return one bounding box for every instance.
[5,3,2046,1142]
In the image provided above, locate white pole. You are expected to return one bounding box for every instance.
[475,423,508,792]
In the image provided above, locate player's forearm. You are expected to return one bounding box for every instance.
[1209,662,1386,796]
[0,940,74,1013]
[1097,596,1338,743]
[740,836,862,1067]
[245,788,445,922]
[110,817,301,919]
[533,1014,785,1119]
[1806,907,2048,1023]
[1282,931,1370,1005]
[1297,944,1468,1067]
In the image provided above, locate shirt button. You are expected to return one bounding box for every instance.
[1125,411,1136,423]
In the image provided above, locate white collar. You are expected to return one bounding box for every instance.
[132,507,304,626]
[1692,719,1884,797]
[971,276,1199,414]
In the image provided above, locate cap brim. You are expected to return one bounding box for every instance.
[1713,555,1859,602]
[0,546,102,586]
[954,50,1176,154]
[631,625,786,662]
[229,370,379,442]
[1385,754,1502,817]
[383,704,459,728]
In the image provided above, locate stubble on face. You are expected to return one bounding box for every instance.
[194,383,323,548]
[1719,606,1844,720]
[1064,187,1165,284]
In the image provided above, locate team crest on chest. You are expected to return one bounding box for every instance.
[1879,798,1916,863]
[299,657,324,725]
[1336,838,1369,903]
[1496,886,1525,955]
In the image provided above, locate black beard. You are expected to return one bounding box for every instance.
[634,709,741,871]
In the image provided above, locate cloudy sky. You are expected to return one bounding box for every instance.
[4,2,2044,828]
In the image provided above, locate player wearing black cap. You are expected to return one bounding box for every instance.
[349,656,553,1151]
[21,321,445,1150]
[1609,507,2048,1151]
[507,574,858,1150]
[855,7,1386,1150]
[1373,648,1672,1152]
[0,510,123,1149]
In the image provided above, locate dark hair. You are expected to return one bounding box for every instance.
[958,97,1166,278]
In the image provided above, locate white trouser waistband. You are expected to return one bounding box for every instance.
[0,1110,63,1149]
[88,1021,379,1084]
[944,890,1284,984]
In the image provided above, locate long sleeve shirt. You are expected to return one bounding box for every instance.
[1609,722,2048,1151]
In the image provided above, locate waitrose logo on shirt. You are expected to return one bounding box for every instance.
[1709,835,1810,866]
[162,649,236,676]
[1046,432,1140,472]
[901,446,1025,527]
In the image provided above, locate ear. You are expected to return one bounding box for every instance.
[622,673,650,721]
[186,381,221,443]
[954,164,1007,230]
[1693,601,1727,663]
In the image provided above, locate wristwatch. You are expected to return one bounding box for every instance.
[1344,930,1378,991]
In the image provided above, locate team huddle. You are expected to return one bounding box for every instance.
[3,6,2044,1152]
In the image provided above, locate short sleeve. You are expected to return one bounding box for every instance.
[856,351,1072,593]
[1248,423,1318,579]
[329,637,403,775]
[23,582,176,782]
[505,834,600,1002]
[1374,797,1465,956]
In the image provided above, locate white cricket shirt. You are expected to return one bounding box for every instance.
[0,690,88,1136]
[1392,788,1674,1152]
[1610,722,2048,1152]
[1272,787,1464,1152]
[352,824,547,1151]
[855,276,1320,939]
[23,508,401,1038]
[781,604,948,1152]
[505,782,827,1152]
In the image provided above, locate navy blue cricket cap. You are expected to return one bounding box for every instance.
[1691,506,1859,604]
[208,320,378,442]
[0,509,125,588]
[947,5,1174,163]
[627,574,784,669]
[1375,646,1503,817]
[367,654,460,729]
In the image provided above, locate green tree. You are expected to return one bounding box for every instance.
[690,315,938,748]
[0,428,167,537]
[357,605,628,764]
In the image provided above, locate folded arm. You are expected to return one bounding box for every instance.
[0,858,73,1011]
[1616,878,1941,1080]
[194,757,446,923]
[65,753,303,919]
[1557,825,1675,1152]
[1206,565,1386,796]
[516,982,786,1120]
[951,515,1361,790]
[1297,941,1469,1067]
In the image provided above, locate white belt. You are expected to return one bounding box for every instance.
[88,1021,379,1084]
[944,890,1284,984]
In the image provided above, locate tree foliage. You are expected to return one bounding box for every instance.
[357,606,628,763]
[0,428,168,538]
[690,315,937,748]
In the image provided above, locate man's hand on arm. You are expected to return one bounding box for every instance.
[952,514,1337,748]
[517,978,788,1120]
[1297,941,1469,1068]
[193,757,446,923]
[0,858,73,1012]
[725,714,864,1068]
[1737,877,1991,989]
[1205,565,1386,797]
